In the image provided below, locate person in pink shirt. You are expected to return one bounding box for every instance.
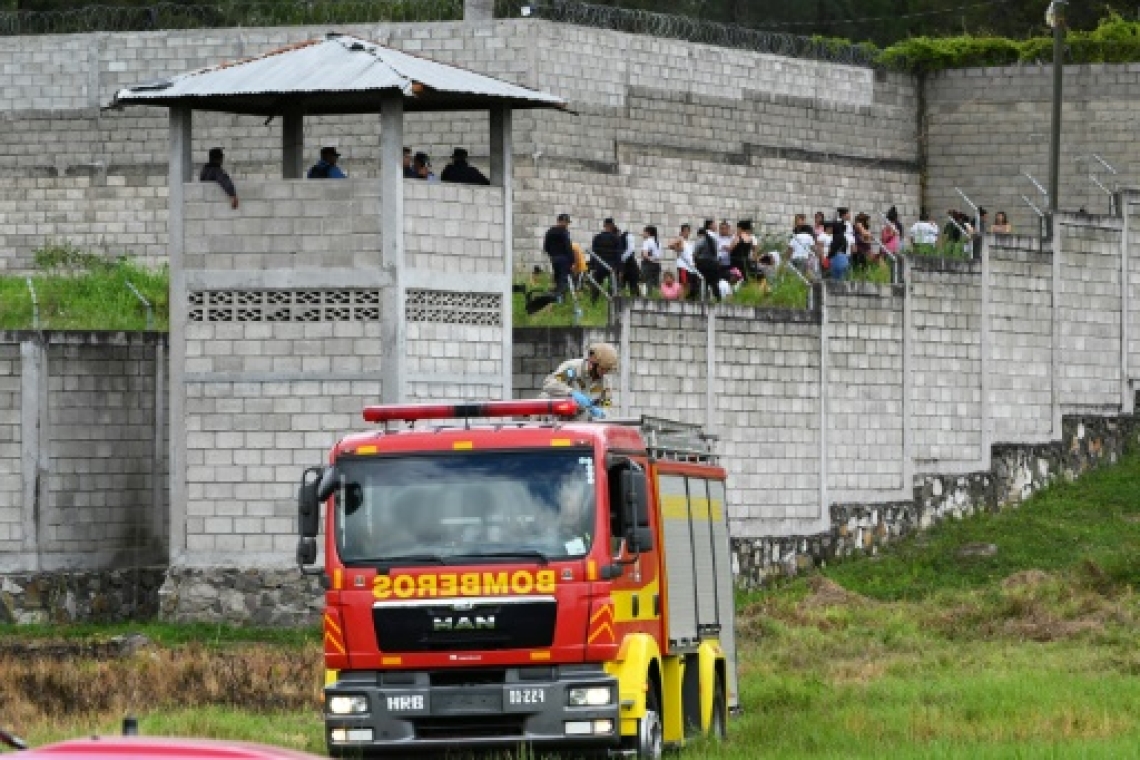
[881,205,903,258]
[659,270,682,301]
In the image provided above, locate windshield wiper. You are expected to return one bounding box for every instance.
[448,550,551,566]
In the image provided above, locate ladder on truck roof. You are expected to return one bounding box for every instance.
[612,415,719,464]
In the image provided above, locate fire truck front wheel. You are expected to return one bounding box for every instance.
[627,683,663,760]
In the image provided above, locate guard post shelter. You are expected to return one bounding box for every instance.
[109,34,565,590]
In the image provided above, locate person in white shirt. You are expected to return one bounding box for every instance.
[909,211,940,247]
[640,226,663,296]
[788,229,815,272]
[668,223,698,300]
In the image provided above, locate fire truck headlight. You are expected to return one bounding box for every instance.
[330,728,374,743]
[568,686,613,707]
[327,694,369,715]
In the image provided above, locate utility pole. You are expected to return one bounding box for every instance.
[1046,0,1067,214]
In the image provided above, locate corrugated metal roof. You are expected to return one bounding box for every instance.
[109,34,566,115]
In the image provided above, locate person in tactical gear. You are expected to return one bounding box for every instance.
[540,342,618,420]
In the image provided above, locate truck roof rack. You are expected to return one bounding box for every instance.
[610,415,719,464]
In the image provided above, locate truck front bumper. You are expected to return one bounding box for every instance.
[325,664,621,756]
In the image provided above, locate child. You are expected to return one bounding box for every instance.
[660,270,682,301]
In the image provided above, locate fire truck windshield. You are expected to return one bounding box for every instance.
[333,450,598,565]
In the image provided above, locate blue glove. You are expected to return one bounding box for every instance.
[588,405,606,420]
[571,391,593,410]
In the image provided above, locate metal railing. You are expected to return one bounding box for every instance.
[782,260,814,311]
[126,280,155,330]
[1021,194,1048,239]
[25,277,39,329]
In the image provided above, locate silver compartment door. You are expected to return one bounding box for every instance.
[658,473,698,647]
[708,479,739,710]
[691,479,718,632]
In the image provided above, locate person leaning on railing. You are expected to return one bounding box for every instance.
[199,147,239,209]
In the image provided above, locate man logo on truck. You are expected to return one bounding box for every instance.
[432,615,496,631]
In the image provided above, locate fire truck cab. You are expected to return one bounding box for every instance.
[297,399,738,757]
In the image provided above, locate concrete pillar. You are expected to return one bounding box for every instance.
[168,107,192,560]
[380,93,406,403]
[464,0,494,21]
[282,110,304,179]
[153,338,166,550]
[1122,192,1134,413]
[491,105,514,397]
[18,338,47,572]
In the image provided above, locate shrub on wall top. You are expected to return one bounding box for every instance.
[880,14,1140,72]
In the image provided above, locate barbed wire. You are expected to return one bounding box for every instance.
[507,0,882,67]
[0,0,882,67]
[0,0,464,36]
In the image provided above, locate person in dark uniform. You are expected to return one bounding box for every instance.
[543,213,574,301]
[199,147,238,209]
[440,147,491,185]
[589,217,624,301]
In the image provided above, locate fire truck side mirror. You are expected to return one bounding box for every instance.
[297,537,318,566]
[628,526,654,553]
[298,467,324,539]
[316,466,339,503]
[619,468,649,529]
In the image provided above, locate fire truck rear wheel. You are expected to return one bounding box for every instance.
[710,673,728,742]
[631,684,663,759]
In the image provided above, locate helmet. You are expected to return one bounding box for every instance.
[587,342,619,372]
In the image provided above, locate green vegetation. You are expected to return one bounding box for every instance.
[0,242,169,331]
[5,450,1139,757]
[880,14,1140,73]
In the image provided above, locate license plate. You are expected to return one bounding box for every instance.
[434,691,502,713]
[505,687,546,709]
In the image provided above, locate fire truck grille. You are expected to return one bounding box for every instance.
[373,599,557,652]
[414,716,525,739]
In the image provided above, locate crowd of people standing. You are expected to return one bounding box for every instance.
[541,204,1003,303]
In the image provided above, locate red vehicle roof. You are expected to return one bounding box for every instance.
[20,737,326,760]
[336,419,648,456]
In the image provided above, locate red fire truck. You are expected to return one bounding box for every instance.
[297,399,738,757]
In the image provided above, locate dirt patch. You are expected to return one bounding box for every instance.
[1001,569,1053,590]
[799,575,867,610]
[1001,616,1104,642]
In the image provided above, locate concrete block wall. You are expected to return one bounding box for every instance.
[825,283,906,502]
[0,332,167,573]
[908,258,984,467]
[183,180,382,272]
[1056,214,1123,412]
[0,344,22,556]
[0,20,920,275]
[404,182,505,272]
[989,238,1055,442]
[177,178,390,565]
[46,339,166,564]
[924,64,1140,240]
[714,309,822,537]
[1128,197,1140,401]
[0,173,169,272]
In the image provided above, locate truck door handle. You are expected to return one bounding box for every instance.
[653,594,660,617]
[632,594,640,617]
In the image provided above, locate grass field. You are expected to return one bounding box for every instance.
[3,452,1139,758]
[0,244,169,331]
